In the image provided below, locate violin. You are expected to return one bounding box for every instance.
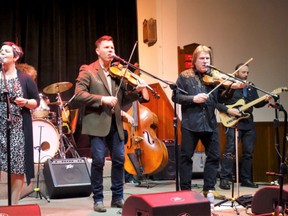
[203,69,237,87]
[110,64,160,99]
[110,64,142,86]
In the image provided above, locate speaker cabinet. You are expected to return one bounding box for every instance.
[122,190,210,216]
[0,204,41,216]
[252,185,288,215]
[43,157,91,199]
[151,140,206,180]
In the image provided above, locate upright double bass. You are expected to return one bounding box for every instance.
[122,65,168,177]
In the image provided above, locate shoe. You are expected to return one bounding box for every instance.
[94,201,107,212]
[126,179,140,185]
[111,199,125,208]
[125,177,140,185]
[241,180,258,188]
[203,190,226,200]
[219,179,230,190]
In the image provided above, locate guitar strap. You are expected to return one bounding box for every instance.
[243,86,247,98]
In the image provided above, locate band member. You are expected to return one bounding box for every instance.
[0,42,40,204]
[172,45,244,200]
[16,63,38,81]
[74,35,147,212]
[218,63,271,190]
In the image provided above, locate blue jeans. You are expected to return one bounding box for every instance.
[90,118,124,203]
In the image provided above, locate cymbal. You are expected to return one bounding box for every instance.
[48,101,67,106]
[43,82,73,94]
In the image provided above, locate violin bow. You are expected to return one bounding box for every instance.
[114,41,138,98]
[207,57,253,96]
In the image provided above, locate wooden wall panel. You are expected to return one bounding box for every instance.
[143,83,181,143]
[253,122,283,182]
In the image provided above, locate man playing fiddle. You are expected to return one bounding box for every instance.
[172,45,244,200]
[74,35,147,212]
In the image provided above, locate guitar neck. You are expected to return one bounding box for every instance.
[240,95,266,112]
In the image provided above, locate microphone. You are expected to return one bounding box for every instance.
[0,56,4,63]
[205,64,219,71]
[111,54,127,63]
[111,53,119,59]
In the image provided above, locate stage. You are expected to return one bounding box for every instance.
[0,158,275,215]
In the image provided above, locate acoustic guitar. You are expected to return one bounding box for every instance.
[219,87,287,127]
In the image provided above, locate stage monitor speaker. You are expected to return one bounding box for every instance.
[151,140,206,180]
[122,190,210,216]
[0,204,41,216]
[43,157,92,199]
[251,185,288,215]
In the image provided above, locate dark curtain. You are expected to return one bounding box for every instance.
[0,0,138,102]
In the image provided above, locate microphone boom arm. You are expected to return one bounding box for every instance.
[113,54,187,94]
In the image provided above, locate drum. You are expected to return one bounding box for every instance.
[33,119,60,163]
[47,111,57,125]
[31,93,50,118]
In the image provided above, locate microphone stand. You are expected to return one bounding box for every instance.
[1,66,13,206]
[113,55,187,191]
[272,97,282,174]
[266,102,287,215]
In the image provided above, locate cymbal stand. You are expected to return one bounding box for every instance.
[56,92,80,158]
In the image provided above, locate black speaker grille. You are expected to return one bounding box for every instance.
[51,163,90,186]
[43,157,92,199]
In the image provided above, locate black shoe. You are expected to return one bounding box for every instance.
[125,176,140,185]
[127,179,140,185]
[111,199,125,208]
[94,201,107,212]
[219,179,230,190]
[241,180,258,188]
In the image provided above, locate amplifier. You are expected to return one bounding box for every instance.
[151,140,206,180]
[43,157,91,199]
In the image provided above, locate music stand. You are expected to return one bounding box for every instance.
[20,125,50,202]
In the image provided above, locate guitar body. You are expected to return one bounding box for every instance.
[219,87,288,128]
[219,99,250,127]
